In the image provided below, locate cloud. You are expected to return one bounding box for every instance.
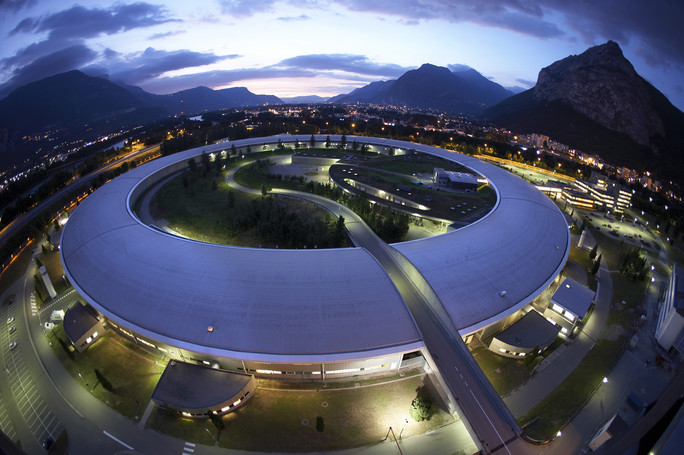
[448,64,473,72]
[9,3,176,40]
[277,14,310,22]
[219,0,278,17]
[140,67,318,93]
[277,54,411,77]
[108,48,238,85]
[0,45,97,94]
[515,78,535,86]
[339,0,562,38]
[0,0,36,15]
[544,0,684,69]
[149,30,185,40]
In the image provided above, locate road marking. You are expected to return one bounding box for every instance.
[468,389,512,455]
[103,430,134,450]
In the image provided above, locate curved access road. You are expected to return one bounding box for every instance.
[223,157,520,454]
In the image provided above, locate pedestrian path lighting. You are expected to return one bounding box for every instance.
[603,377,608,383]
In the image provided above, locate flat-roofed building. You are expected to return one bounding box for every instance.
[152,360,256,417]
[489,310,559,358]
[655,264,684,353]
[433,167,479,192]
[63,301,106,352]
[544,278,595,337]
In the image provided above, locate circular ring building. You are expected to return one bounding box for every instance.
[60,135,570,381]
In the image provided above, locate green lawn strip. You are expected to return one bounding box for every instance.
[569,245,592,273]
[48,327,164,420]
[519,337,625,441]
[471,347,537,396]
[257,368,423,391]
[146,374,454,452]
[607,272,648,329]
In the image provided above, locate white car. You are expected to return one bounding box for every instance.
[44,322,55,331]
[9,341,17,350]
[9,326,15,334]
[7,317,14,324]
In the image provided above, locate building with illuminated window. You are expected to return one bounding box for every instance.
[60,135,569,383]
[543,278,595,337]
[655,264,684,355]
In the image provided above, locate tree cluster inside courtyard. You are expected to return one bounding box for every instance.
[245,159,409,243]
[153,160,347,249]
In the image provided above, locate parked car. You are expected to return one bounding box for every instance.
[7,317,14,324]
[9,326,15,334]
[9,341,17,350]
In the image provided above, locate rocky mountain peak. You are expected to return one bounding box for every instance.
[533,41,664,146]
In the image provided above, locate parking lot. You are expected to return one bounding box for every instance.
[2,299,63,446]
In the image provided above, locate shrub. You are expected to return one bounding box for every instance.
[409,395,432,422]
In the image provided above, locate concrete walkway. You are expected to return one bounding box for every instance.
[503,262,613,418]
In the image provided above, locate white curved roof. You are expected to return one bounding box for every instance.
[384,140,570,334]
[61,135,569,362]
[60,140,422,363]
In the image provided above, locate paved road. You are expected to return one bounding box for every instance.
[504,264,613,417]
[0,144,160,251]
[226,159,521,454]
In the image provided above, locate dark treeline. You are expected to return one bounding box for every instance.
[249,159,409,243]
[228,197,343,249]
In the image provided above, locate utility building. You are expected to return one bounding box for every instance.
[544,278,595,337]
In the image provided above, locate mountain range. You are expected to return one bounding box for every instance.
[483,41,684,182]
[329,63,513,114]
[0,42,682,183]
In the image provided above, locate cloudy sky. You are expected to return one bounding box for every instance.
[1,0,683,109]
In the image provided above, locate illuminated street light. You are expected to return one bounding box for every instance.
[603,377,608,383]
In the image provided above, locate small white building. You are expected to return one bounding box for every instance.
[433,168,479,192]
[655,264,684,353]
[544,278,595,337]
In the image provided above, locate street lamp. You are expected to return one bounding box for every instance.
[603,377,608,383]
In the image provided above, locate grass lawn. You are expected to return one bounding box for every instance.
[48,327,164,420]
[519,337,625,441]
[152,165,337,248]
[607,273,648,329]
[471,347,538,396]
[147,374,454,452]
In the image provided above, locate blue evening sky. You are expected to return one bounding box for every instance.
[1,0,682,109]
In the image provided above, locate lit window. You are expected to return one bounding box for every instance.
[499,348,507,353]
[552,303,565,314]
[182,412,191,417]
[565,312,575,322]
[518,352,526,357]
[92,331,98,338]
[85,337,92,344]
[202,360,210,365]
[561,327,568,334]
[221,405,230,412]
[233,399,241,407]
